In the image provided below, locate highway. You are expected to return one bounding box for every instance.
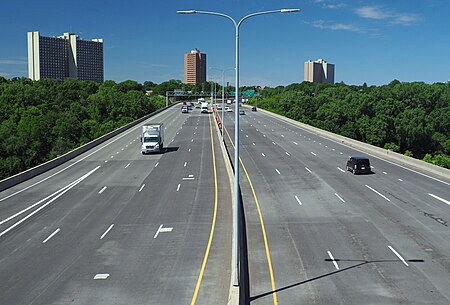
[222,106,450,305]
[0,106,232,305]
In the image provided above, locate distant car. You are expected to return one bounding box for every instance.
[251,106,257,112]
[239,110,245,115]
[181,106,188,113]
[217,105,222,110]
[225,107,232,112]
[346,156,371,174]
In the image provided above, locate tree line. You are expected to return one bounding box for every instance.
[0,77,165,180]
[1,77,448,180]
[249,80,450,169]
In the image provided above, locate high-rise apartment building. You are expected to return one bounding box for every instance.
[28,32,104,82]
[304,59,335,84]
[184,49,206,84]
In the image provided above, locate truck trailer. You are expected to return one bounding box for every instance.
[141,123,164,154]
[201,102,208,113]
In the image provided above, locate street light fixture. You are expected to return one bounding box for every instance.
[177,8,300,286]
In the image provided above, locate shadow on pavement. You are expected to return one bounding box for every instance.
[249,258,424,302]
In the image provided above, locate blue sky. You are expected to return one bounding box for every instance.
[0,0,449,86]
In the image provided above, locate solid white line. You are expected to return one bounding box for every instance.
[305,167,312,173]
[184,162,187,167]
[182,177,195,180]
[327,251,340,270]
[275,169,281,175]
[388,246,409,266]
[311,152,317,156]
[335,193,345,203]
[285,152,290,156]
[428,193,450,206]
[139,184,145,192]
[125,163,130,169]
[98,186,107,194]
[154,224,163,239]
[177,184,181,191]
[100,224,114,240]
[337,167,345,173]
[42,228,60,243]
[295,195,302,206]
[365,185,391,202]
[0,178,78,226]
[155,162,159,167]
[262,153,266,157]
[0,166,100,238]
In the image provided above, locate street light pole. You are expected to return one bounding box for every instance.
[177,8,300,287]
[211,67,234,141]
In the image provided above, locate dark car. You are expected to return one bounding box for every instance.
[346,156,371,174]
[251,106,257,111]
[239,110,245,115]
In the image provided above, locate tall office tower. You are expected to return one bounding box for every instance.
[28,32,104,82]
[184,49,206,84]
[304,59,335,84]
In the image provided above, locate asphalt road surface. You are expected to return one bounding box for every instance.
[0,106,232,305]
[223,106,450,305]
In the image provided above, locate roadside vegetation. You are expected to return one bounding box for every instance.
[0,77,165,180]
[249,80,450,169]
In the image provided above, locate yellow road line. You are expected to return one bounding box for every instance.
[224,126,278,305]
[190,114,219,305]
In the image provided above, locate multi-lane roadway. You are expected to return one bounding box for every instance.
[0,106,232,305]
[223,106,450,305]
[1,102,449,305]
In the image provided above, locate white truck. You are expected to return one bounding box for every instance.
[201,102,209,113]
[141,123,164,154]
